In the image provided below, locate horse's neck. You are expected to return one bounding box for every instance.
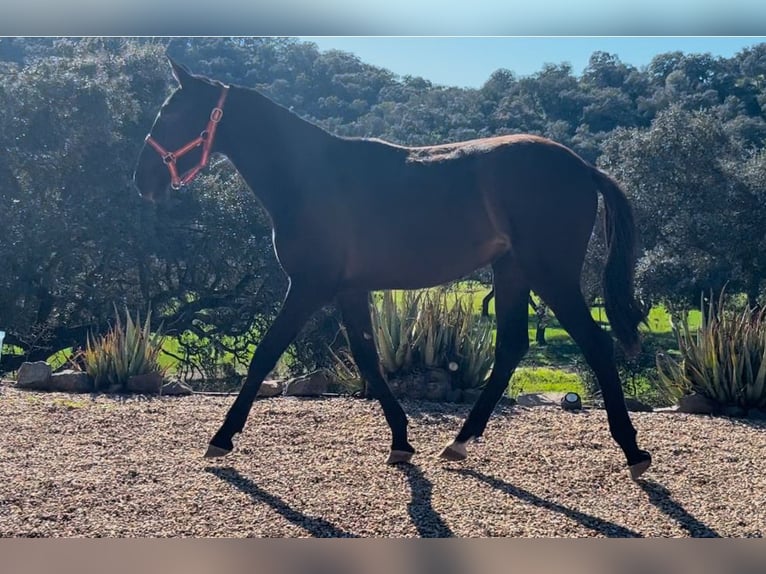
[219,86,333,218]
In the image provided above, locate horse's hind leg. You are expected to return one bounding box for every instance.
[532,280,651,479]
[440,253,530,461]
[337,289,415,464]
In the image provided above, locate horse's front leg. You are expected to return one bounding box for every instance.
[337,289,414,464]
[205,278,331,457]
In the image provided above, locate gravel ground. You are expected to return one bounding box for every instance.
[1,385,765,538]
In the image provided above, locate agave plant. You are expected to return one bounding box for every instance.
[656,291,766,409]
[370,290,423,375]
[370,288,495,389]
[84,306,166,392]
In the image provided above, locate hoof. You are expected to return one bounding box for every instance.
[386,449,415,465]
[204,444,231,458]
[438,440,467,462]
[628,452,652,480]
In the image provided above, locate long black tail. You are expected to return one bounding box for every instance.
[592,168,645,355]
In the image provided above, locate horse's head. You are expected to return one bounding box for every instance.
[133,57,229,202]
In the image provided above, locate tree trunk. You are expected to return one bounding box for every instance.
[535,323,547,346]
[481,289,494,317]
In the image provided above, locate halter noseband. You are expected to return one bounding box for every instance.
[144,85,229,190]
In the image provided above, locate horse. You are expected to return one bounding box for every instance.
[133,57,652,480]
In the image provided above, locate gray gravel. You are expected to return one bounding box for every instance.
[1,386,764,537]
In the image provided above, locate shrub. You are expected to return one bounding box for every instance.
[84,307,166,391]
[572,336,684,407]
[370,289,495,389]
[656,292,766,409]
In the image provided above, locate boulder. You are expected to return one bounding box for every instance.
[387,378,406,399]
[654,406,680,414]
[461,388,482,404]
[16,361,52,390]
[515,392,566,407]
[445,388,463,403]
[49,370,93,393]
[748,408,766,420]
[723,405,748,418]
[402,376,426,400]
[161,380,194,396]
[283,371,332,397]
[422,369,451,401]
[625,397,653,412]
[677,392,719,415]
[257,379,284,398]
[126,372,164,394]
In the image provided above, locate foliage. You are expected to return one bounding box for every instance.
[84,307,166,391]
[2,36,766,383]
[371,289,495,389]
[371,291,421,375]
[286,304,347,375]
[0,40,286,375]
[657,291,766,409]
[600,105,766,310]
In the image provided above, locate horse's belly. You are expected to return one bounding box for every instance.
[344,232,510,290]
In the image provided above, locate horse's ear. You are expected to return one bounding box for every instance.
[167,56,193,87]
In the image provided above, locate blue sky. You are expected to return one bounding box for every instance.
[301,37,766,88]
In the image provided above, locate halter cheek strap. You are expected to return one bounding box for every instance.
[145,85,229,190]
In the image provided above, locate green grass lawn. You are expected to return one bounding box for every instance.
[509,366,587,398]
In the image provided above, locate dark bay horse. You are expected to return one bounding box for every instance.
[133,58,652,480]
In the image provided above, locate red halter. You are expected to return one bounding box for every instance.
[144,86,229,190]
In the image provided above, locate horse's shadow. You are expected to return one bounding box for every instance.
[450,467,643,537]
[205,463,456,540]
[453,468,722,538]
[205,466,359,538]
[636,479,721,538]
[395,463,455,538]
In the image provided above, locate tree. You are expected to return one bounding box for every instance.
[0,39,287,374]
[599,105,766,310]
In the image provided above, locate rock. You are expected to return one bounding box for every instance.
[16,361,52,390]
[445,388,462,403]
[283,371,332,397]
[126,372,164,394]
[723,405,748,418]
[49,370,93,393]
[387,378,406,398]
[748,408,766,420]
[677,393,719,415]
[654,406,680,414]
[461,388,482,404]
[516,392,566,407]
[422,369,451,401]
[403,377,426,400]
[257,379,284,398]
[161,380,193,396]
[498,395,516,407]
[625,397,653,412]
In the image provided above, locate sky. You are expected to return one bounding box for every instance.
[301,37,766,89]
